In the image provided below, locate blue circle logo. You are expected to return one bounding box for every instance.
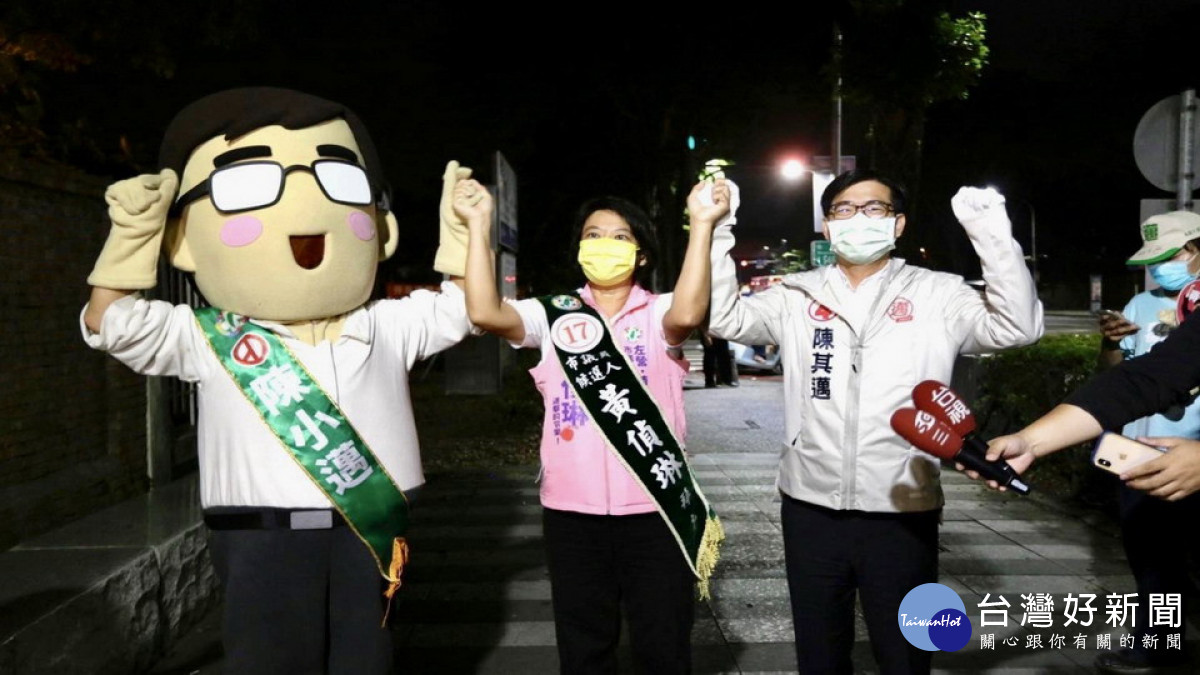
[898,583,972,652]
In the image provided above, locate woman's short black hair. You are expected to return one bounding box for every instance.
[820,169,908,216]
[570,196,659,288]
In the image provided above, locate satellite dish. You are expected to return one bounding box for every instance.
[1134,94,1200,193]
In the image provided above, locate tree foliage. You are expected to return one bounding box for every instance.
[0,1,264,171]
[776,249,811,274]
[0,23,88,153]
[973,333,1114,505]
[835,1,989,202]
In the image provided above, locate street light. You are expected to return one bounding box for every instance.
[701,158,811,274]
[776,159,835,235]
[779,158,806,182]
[769,158,837,265]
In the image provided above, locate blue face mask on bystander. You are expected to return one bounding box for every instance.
[1148,257,1197,291]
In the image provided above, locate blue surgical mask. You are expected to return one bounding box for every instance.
[1149,258,1197,291]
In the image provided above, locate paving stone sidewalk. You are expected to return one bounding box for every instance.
[152,378,1198,674]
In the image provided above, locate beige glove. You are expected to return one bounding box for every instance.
[87,169,179,289]
[433,160,474,276]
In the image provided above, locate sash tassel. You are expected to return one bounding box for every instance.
[695,513,725,600]
[381,537,410,626]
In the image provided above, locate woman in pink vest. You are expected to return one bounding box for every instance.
[457,176,730,674]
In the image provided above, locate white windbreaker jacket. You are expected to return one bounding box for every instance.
[709,214,1044,513]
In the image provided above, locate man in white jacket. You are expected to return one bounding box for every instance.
[707,169,1043,673]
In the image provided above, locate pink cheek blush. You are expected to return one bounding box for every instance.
[348,212,376,241]
[219,216,264,247]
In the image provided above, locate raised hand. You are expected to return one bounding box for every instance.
[687,179,732,228]
[87,169,179,291]
[439,160,473,227]
[452,178,493,226]
[106,169,179,235]
[951,186,1006,221]
[433,160,475,277]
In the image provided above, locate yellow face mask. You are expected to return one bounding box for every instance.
[578,238,638,286]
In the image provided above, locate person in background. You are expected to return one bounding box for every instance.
[702,330,737,387]
[1018,210,1200,675]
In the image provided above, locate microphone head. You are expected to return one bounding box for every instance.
[912,380,977,436]
[890,408,964,461]
[1177,279,1200,325]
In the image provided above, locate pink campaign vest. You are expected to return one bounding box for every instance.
[530,285,689,515]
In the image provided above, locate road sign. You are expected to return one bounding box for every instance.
[495,152,518,252]
[811,239,835,267]
[1134,93,1200,193]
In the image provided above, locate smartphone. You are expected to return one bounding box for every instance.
[1093,309,1125,322]
[1091,432,1165,475]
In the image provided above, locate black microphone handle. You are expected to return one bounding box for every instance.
[959,433,994,460]
[954,435,1031,495]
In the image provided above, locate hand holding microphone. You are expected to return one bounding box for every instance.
[891,408,1031,494]
[908,380,1032,493]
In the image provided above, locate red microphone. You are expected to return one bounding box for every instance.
[912,380,1009,459]
[912,380,978,437]
[890,408,1030,494]
[1178,278,1200,325]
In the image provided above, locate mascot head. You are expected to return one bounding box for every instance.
[159,87,398,320]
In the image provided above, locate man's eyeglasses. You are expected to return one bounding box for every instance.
[171,160,381,216]
[828,200,894,220]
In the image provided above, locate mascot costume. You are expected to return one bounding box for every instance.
[81,87,477,674]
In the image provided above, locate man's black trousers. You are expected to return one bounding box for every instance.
[781,495,939,675]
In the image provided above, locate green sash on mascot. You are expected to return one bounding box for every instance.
[194,308,410,607]
[539,294,724,597]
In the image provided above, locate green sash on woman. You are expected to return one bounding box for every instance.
[539,294,723,596]
[194,308,410,605]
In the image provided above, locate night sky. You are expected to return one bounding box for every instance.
[922,0,1198,304]
[16,0,1200,305]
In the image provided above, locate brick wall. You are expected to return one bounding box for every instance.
[0,155,149,551]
